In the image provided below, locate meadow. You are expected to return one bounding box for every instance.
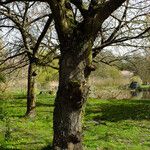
[0,92,150,150]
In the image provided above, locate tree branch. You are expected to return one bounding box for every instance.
[33,14,53,55]
[70,0,88,18]
[92,26,150,59]
[105,0,129,43]
[83,0,127,37]
[0,0,47,4]
[114,27,150,43]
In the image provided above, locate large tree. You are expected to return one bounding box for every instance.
[0,0,150,149]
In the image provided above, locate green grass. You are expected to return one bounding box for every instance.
[140,85,150,90]
[0,93,150,150]
[84,99,150,149]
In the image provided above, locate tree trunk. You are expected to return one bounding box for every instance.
[25,61,37,117]
[53,39,94,149]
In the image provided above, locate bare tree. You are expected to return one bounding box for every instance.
[0,2,57,117]
[0,0,150,149]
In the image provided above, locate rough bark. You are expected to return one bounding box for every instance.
[53,39,94,149]
[25,61,37,117]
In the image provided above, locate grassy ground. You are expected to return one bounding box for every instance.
[140,85,150,90]
[0,93,150,150]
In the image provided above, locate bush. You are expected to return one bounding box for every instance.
[130,76,142,85]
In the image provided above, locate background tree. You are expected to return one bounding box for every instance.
[0,2,57,117]
[0,39,8,92]
[121,53,150,84]
[0,0,150,149]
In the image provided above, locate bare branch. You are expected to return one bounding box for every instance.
[33,14,53,54]
[70,0,88,18]
[0,0,47,4]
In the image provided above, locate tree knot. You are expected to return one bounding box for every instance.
[68,133,81,144]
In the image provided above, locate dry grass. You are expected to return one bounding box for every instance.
[89,77,131,99]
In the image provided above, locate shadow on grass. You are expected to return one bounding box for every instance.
[36,102,54,107]
[13,142,53,150]
[41,144,53,150]
[0,147,20,150]
[9,115,25,118]
[129,99,150,104]
[0,143,52,150]
[7,105,26,108]
[14,96,27,99]
[86,99,150,122]
[4,101,53,108]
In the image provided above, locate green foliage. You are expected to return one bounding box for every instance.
[107,66,121,79]
[92,63,121,79]
[0,74,5,83]
[131,76,143,84]
[0,93,150,149]
[119,54,150,83]
[37,61,58,87]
